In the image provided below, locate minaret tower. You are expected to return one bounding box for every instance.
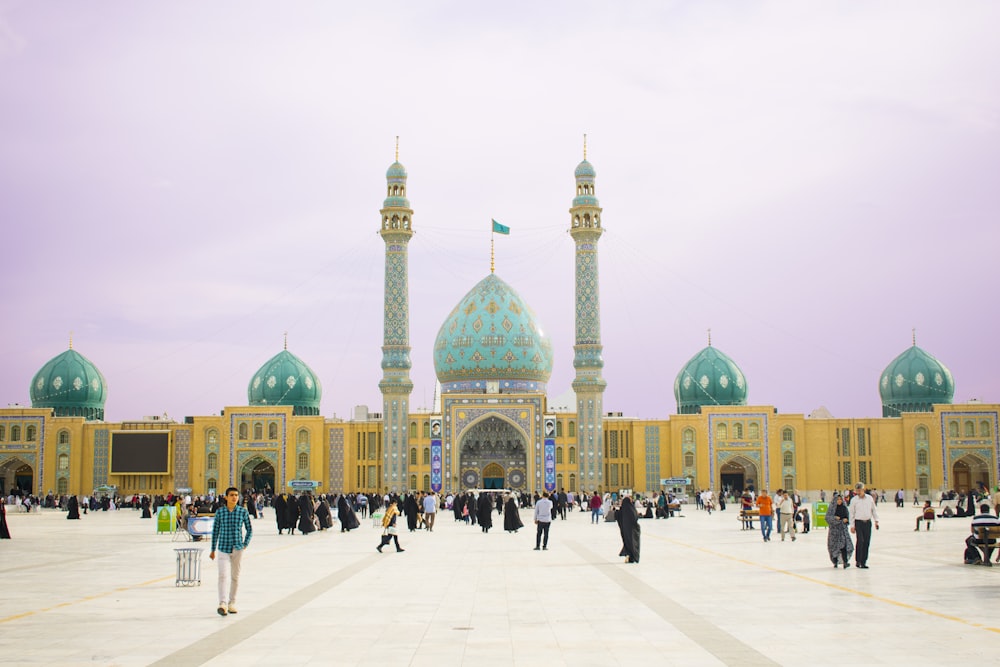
[569,136,607,492]
[378,138,414,492]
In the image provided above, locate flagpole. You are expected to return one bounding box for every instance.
[490,227,495,274]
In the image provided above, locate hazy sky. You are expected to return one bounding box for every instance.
[2,1,998,423]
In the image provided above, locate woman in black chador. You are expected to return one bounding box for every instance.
[337,494,360,532]
[616,495,641,563]
[286,493,300,535]
[503,494,523,533]
[272,493,288,534]
[403,493,419,532]
[66,495,81,520]
[140,495,151,519]
[477,492,494,533]
[0,500,10,538]
[315,496,333,530]
[297,493,316,534]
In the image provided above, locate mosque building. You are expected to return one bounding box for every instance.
[2,150,997,500]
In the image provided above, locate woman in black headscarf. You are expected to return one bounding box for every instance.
[477,492,493,533]
[616,495,641,563]
[0,499,10,538]
[272,493,288,534]
[297,493,316,534]
[403,493,419,532]
[315,495,333,530]
[66,495,81,520]
[286,493,300,535]
[337,494,360,532]
[503,494,523,533]
[826,493,853,568]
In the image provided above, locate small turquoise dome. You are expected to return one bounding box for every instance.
[674,345,748,414]
[574,159,596,179]
[248,348,322,416]
[434,274,553,392]
[386,161,407,180]
[30,347,107,420]
[879,344,954,417]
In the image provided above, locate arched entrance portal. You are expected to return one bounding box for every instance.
[0,458,34,496]
[458,416,528,492]
[241,458,275,494]
[952,454,990,493]
[720,456,759,495]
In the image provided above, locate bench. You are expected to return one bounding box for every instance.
[739,509,759,529]
[972,525,1000,565]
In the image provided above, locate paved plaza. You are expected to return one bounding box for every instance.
[1,499,999,666]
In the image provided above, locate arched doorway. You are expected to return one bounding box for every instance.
[719,456,759,494]
[458,416,528,491]
[240,458,275,494]
[0,458,33,495]
[952,454,990,493]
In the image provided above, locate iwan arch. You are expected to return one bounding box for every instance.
[3,149,998,499]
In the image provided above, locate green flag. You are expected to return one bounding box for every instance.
[492,219,510,235]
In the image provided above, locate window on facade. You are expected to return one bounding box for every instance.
[253,423,263,440]
[409,475,417,490]
[207,452,218,470]
[683,428,695,445]
[915,426,928,442]
[11,425,21,442]
[58,430,70,445]
[557,473,564,489]
[733,423,744,439]
[981,421,992,437]
[298,453,308,469]
[238,423,248,440]
[207,429,218,445]
[409,448,417,465]
[949,421,959,438]
[840,428,851,456]
[783,475,794,490]
[918,474,929,497]
[782,451,793,467]
[423,422,430,438]
[781,427,793,442]
[556,448,563,464]
[609,466,618,486]
[715,423,727,440]
[684,452,695,468]
[570,474,576,493]
[916,449,928,466]
[569,447,577,464]
[841,461,852,485]
[409,422,417,439]
[748,422,759,439]
[268,423,278,440]
[556,421,564,437]
[857,429,867,456]
[568,421,576,437]
[368,465,378,487]
[297,429,309,446]
[58,454,69,471]
[423,448,430,465]
[422,474,430,491]
[57,477,68,494]
[608,431,619,458]
[965,421,975,437]
[25,425,36,441]
[0,425,5,441]
[207,477,217,492]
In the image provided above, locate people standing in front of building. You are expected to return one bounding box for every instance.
[377,500,405,553]
[477,492,493,533]
[756,490,773,542]
[849,483,879,568]
[503,494,523,533]
[534,491,553,550]
[66,495,80,520]
[210,487,253,616]
[778,490,796,542]
[589,492,603,524]
[826,493,853,568]
[617,494,641,564]
[422,491,437,532]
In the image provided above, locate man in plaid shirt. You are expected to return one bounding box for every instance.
[210,487,252,616]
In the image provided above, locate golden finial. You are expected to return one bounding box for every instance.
[284,331,288,350]
[912,327,916,346]
[69,331,74,350]
[583,133,587,160]
[395,136,399,162]
[490,235,495,274]
[707,328,712,347]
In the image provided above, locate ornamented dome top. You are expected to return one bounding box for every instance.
[30,344,107,420]
[386,161,407,181]
[248,346,322,416]
[574,159,596,180]
[433,273,553,392]
[674,342,748,414]
[879,341,954,416]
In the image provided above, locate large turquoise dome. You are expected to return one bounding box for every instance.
[674,345,748,414]
[879,344,954,417]
[434,273,553,393]
[248,348,322,416]
[30,347,107,420]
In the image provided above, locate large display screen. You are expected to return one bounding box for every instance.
[110,431,171,474]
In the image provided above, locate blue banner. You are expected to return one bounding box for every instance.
[431,419,443,492]
[544,437,556,492]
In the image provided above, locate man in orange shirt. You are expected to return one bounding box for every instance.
[756,490,774,542]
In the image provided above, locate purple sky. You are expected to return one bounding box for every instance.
[1,2,998,423]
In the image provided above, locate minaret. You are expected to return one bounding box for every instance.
[569,136,607,493]
[378,138,414,492]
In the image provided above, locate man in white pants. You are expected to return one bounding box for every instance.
[210,487,253,616]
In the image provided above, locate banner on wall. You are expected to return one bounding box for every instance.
[544,418,556,492]
[430,419,442,492]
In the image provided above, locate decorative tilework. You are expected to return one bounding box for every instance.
[709,413,770,489]
[328,426,345,493]
[644,425,660,489]
[173,429,190,490]
[93,429,109,488]
[939,411,1000,487]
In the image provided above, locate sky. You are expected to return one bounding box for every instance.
[1,1,998,423]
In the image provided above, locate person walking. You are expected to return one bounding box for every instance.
[778,491,796,542]
[825,493,853,568]
[756,490,773,542]
[210,487,253,616]
[422,491,437,532]
[849,483,879,568]
[617,495,641,563]
[376,501,405,553]
[533,491,553,550]
[589,492,603,524]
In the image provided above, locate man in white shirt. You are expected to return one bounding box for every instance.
[778,491,796,541]
[422,492,437,532]
[848,483,879,568]
[533,491,553,551]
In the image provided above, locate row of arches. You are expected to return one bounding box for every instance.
[232,423,310,444]
[0,424,38,442]
[382,214,411,230]
[571,212,601,228]
[946,420,992,438]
